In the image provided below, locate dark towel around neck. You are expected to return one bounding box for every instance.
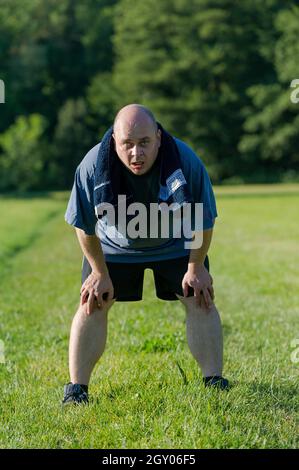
[93,123,193,215]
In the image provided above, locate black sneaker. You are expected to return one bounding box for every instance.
[203,376,230,390]
[62,382,89,406]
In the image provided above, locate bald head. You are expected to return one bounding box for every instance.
[113,104,158,134]
[112,104,161,176]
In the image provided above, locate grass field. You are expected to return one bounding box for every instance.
[0,185,298,449]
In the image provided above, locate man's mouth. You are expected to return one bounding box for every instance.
[131,162,144,168]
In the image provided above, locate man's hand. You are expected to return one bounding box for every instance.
[80,271,114,315]
[182,264,215,310]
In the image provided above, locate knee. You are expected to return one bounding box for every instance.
[176,294,197,309]
[77,299,115,318]
[176,294,214,314]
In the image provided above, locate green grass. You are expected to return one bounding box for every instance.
[0,185,298,449]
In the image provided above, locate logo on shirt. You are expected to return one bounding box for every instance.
[166,169,187,195]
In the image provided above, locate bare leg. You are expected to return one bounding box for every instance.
[69,300,115,385]
[177,295,223,377]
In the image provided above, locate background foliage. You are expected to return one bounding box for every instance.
[0,0,298,190]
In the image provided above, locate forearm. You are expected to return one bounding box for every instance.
[188,228,213,267]
[75,227,108,275]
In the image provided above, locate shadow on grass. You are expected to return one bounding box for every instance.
[96,381,138,404]
[245,381,298,413]
[222,323,232,336]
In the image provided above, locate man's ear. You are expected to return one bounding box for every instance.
[112,133,116,148]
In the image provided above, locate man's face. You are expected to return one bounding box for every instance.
[113,118,161,175]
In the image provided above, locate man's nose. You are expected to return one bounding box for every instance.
[131,145,143,156]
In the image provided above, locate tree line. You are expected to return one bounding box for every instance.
[0,0,298,191]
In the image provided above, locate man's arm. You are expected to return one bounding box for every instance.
[75,227,108,275]
[188,228,213,267]
[75,228,114,314]
[182,228,215,309]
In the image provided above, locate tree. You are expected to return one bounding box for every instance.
[0,0,118,190]
[50,98,93,189]
[113,0,284,181]
[0,114,47,191]
[239,4,299,181]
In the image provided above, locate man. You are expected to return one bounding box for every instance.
[63,103,229,405]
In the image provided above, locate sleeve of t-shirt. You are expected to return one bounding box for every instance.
[175,138,218,230]
[198,163,218,230]
[64,164,97,235]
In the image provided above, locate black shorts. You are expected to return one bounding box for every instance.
[81,255,210,302]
